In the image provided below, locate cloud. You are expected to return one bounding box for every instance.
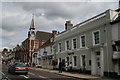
[1,0,118,2]
[1,2,118,49]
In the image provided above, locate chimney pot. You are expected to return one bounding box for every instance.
[65,20,73,31]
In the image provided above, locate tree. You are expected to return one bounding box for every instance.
[3,48,8,52]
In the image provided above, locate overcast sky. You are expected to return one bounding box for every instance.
[0,0,119,51]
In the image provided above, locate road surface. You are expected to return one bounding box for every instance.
[1,64,82,80]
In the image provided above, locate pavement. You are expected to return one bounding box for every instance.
[29,67,119,80]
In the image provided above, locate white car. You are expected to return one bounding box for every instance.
[36,64,42,68]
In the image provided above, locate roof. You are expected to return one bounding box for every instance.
[111,8,120,24]
[35,31,52,40]
[29,16,35,30]
[111,14,120,24]
[40,41,53,48]
[57,10,106,36]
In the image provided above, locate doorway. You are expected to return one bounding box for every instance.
[96,51,101,76]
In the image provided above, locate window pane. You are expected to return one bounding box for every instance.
[94,31,99,45]
[73,39,76,49]
[74,56,77,66]
[59,43,61,52]
[66,41,69,50]
[81,36,85,47]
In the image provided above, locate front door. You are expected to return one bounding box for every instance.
[96,51,101,75]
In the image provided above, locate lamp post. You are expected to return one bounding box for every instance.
[52,46,57,69]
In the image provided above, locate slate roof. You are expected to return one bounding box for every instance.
[35,31,52,40]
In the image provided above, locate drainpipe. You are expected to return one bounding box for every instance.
[104,24,110,77]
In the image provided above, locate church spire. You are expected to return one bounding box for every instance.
[29,14,35,30]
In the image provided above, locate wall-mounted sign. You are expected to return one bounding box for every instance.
[52,46,56,50]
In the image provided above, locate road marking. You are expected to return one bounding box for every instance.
[28,72,35,75]
[39,75,47,78]
[19,75,29,79]
[6,77,10,80]
[0,71,5,75]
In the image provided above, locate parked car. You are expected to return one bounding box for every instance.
[8,62,28,75]
[36,64,42,68]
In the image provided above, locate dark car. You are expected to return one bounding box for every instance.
[8,62,28,75]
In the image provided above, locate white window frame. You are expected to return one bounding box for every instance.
[65,56,70,65]
[92,30,100,45]
[80,34,86,48]
[65,40,70,51]
[80,54,86,68]
[65,56,70,63]
[58,42,62,52]
[72,37,77,49]
[72,55,77,67]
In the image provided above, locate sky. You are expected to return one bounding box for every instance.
[0,0,119,51]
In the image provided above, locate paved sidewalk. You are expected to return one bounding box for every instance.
[29,67,119,80]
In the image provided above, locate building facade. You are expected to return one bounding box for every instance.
[36,30,57,69]
[19,16,54,66]
[54,9,120,77]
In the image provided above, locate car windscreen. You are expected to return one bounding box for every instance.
[15,63,26,67]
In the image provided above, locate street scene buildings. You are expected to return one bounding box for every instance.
[54,9,120,77]
[1,1,120,79]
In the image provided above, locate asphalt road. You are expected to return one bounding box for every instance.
[1,64,82,80]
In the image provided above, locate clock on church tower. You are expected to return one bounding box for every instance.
[31,31,35,37]
[28,15,36,38]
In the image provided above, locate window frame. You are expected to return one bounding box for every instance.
[58,42,62,52]
[65,40,70,51]
[72,37,77,49]
[80,54,86,68]
[92,30,100,45]
[72,55,77,67]
[80,34,86,48]
[65,56,70,65]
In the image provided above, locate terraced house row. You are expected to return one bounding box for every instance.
[51,9,120,77]
[6,8,119,77]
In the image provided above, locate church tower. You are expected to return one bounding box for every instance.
[28,15,36,39]
[28,15,36,65]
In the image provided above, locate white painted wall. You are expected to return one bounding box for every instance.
[91,51,97,75]
[100,48,104,76]
[112,23,119,41]
[118,22,120,40]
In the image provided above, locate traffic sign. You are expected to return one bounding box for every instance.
[52,46,56,50]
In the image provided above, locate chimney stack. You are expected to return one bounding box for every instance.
[65,20,73,31]
[52,30,57,35]
[52,30,57,42]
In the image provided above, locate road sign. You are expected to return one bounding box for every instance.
[52,46,56,50]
